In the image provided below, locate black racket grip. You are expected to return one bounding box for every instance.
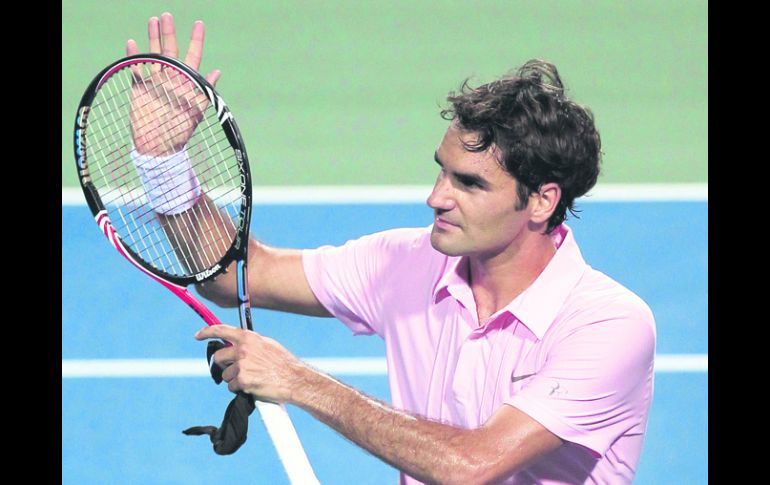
[206,340,226,384]
[183,391,256,455]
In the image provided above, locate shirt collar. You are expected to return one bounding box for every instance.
[433,255,472,310]
[432,224,588,339]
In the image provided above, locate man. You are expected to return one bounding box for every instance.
[132,13,656,484]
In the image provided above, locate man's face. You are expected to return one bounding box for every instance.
[427,123,532,259]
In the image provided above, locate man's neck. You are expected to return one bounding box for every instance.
[468,232,557,325]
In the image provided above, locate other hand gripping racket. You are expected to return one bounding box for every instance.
[74,53,319,484]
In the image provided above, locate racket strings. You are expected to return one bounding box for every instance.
[89,129,235,211]
[85,60,245,278]
[91,72,239,204]
[90,68,205,274]
[90,70,238,197]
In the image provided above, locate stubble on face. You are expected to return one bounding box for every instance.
[428,125,528,259]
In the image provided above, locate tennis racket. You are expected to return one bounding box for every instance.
[73,53,319,484]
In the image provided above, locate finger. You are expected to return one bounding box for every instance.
[184,20,205,70]
[195,323,249,343]
[148,16,162,73]
[205,69,221,88]
[212,346,237,368]
[126,38,139,56]
[221,362,237,383]
[125,39,142,82]
[160,12,179,58]
[227,379,241,393]
[148,16,161,53]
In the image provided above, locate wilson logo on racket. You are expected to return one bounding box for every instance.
[195,264,222,282]
[75,106,90,174]
[205,86,234,125]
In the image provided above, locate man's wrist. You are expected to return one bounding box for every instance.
[131,148,201,214]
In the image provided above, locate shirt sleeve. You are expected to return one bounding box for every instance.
[506,295,656,458]
[301,227,431,336]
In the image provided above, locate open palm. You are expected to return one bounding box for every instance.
[126,14,220,156]
[130,67,207,156]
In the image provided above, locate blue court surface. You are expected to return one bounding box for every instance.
[62,199,707,484]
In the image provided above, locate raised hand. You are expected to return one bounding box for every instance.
[125,13,221,156]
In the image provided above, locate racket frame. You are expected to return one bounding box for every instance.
[74,53,253,292]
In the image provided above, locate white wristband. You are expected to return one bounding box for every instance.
[131,148,201,215]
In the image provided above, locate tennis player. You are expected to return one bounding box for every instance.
[136,13,656,484]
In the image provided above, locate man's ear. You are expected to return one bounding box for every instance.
[529,182,561,224]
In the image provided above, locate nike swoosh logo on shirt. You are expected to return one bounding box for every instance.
[511,373,536,383]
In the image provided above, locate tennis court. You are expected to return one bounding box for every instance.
[62,2,707,483]
[62,194,707,484]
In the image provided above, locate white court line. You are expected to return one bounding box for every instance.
[61,354,706,378]
[61,183,708,206]
[654,354,708,372]
[61,357,387,378]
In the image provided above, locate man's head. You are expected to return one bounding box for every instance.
[427,59,601,258]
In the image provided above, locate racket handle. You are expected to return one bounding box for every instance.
[234,261,316,482]
[254,400,320,485]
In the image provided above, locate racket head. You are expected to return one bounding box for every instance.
[74,54,252,287]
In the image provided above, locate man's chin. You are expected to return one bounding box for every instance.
[430,229,464,257]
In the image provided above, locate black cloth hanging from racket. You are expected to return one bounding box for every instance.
[183,340,255,455]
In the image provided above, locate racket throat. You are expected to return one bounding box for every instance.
[236,259,253,331]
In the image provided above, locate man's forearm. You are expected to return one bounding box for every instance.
[158,194,237,275]
[199,325,562,483]
[196,239,332,317]
[289,367,499,484]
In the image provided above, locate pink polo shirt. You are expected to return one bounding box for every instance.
[302,224,655,484]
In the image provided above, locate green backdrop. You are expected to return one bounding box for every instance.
[62,1,707,187]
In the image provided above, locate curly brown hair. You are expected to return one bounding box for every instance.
[440,59,602,234]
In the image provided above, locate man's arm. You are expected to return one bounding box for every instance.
[127,13,331,318]
[196,238,332,317]
[153,191,331,316]
[196,324,563,484]
[292,367,562,484]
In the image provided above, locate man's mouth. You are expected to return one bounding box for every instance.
[434,216,459,229]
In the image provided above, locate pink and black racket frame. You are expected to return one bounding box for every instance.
[74,53,254,331]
